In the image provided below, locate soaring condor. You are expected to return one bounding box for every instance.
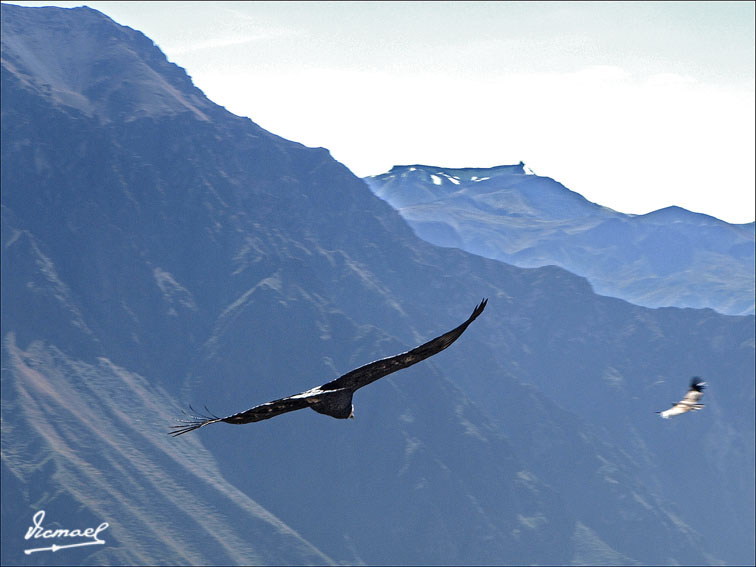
[657,377,707,419]
[171,299,487,436]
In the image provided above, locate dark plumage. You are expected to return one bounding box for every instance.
[171,299,487,436]
[657,377,707,419]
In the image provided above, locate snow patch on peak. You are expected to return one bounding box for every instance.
[441,173,461,185]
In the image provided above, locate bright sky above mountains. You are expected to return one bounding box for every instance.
[7,1,755,223]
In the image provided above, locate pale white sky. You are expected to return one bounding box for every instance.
[7,1,756,223]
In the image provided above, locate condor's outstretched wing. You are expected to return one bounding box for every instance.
[170,394,312,436]
[321,299,487,393]
[658,403,694,419]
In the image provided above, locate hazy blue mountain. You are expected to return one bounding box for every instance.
[2,5,754,566]
[365,164,755,316]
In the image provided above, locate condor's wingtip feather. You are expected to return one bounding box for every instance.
[169,404,222,437]
[471,298,487,319]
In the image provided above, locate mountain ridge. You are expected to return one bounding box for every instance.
[0,4,216,123]
[365,163,755,315]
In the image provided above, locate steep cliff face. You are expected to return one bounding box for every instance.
[2,5,753,566]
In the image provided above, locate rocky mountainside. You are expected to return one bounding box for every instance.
[2,5,754,566]
[365,164,755,315]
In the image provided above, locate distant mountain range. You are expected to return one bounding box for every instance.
[2,4,754,566]
[365,164,755,315]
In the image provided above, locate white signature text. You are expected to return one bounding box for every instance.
[24,510,108,554]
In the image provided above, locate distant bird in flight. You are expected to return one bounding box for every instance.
[171,299,487,436]
[657,377,707,419]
